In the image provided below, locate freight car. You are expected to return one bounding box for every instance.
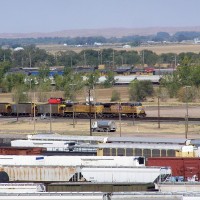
[101,102,146,118]
[64,102,104,118]
[0,155,145,167]
[10,103,37,116]
[0,101,146,119]
[0,155,171,183]
[46,182,154,192]
[37,103,66,116]
[0,147,44,155]
[147,157,200,181]
[11,140,77,152]
[96,143,183,157]
[0,103,11,116]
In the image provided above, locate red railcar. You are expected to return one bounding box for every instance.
[147,157,200,181]
[48,98,63,104]
[0,147,44,155]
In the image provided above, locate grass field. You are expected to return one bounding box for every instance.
[37,43,200,55]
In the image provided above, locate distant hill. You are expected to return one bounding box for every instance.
[1,26,200,38]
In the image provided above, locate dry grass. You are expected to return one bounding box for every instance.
[0,86,129,103]
[0,118,200,139]
[1,87,200,139]
[37,44,200,55]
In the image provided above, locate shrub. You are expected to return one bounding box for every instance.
[110,90,121,102]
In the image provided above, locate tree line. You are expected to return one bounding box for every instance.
[1,31,200,47]
[2,45,200,69]
[0,45,200,103]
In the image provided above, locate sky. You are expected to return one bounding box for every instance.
[0,0,199,33]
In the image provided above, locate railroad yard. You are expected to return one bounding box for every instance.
[0,90,200,199]
[0,104,200,138]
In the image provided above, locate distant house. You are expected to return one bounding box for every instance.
[13,47,24,51]
[122,44,131,48]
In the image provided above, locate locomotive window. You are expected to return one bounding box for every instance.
[167,149,176,157]
[126,148,133,156]
[103,148,111,156]
[152,149,160,157]
[161,149,166,157]
[117,148,125,156]
[111,148,116,156]
[135,148,142,156]
[143,149,151,158]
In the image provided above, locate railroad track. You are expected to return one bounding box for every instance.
[0,115,200,122]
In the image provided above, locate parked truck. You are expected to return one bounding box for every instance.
[91,120,117,132]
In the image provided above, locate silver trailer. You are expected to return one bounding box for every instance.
[92,120,117,132]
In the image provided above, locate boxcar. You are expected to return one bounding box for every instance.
[147,157,200,181]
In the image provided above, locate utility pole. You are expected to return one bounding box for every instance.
[89,89,92,136]
[84,51,86,67]
[118,102,122,137]
[158,65,161,128]
[50,103,52,133]
[158,95,160,128]
[33,92,36,133]
[184,86,191,139]
[70,57,72,68]
[29,52,32,68]
[112,50,115,70]
[69,83,77,128]
[141,50,145,67]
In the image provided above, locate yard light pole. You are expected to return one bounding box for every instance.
[118,102,122,137]
[28,78,33,120]
[33,92,36,133]
[158,95,160,128]
[50,103,52,133]
[69,83,77,128]
[184,86,191,139]
[88,89,92,136]
[158,65,161,128]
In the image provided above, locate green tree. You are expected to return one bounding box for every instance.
[63,71,84,101]
[129,80,154,101]
[38,66,50,82]
[140,50,158,66]
[54,75,64,90]
[3,73,26,92]
[85,71,100,89]
[12,84,28,103]
[103,71,116,88]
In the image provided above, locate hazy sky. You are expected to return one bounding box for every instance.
[0,0,199,33]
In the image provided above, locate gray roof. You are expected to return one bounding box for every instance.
[29,134,186,145]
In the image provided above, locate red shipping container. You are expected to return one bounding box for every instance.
[147,157,200,181]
